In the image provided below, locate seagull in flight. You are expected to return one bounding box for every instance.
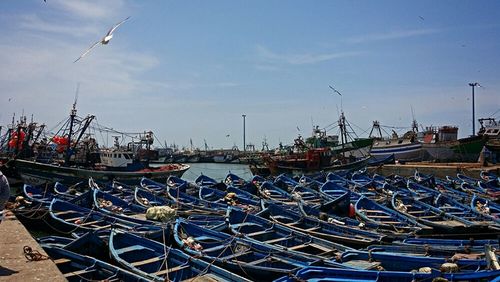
[74,16,130,63]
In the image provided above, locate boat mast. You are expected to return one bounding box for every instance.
[338,112,348,157]
[64,98,78,165]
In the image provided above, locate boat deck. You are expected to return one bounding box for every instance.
[0,213,65,282]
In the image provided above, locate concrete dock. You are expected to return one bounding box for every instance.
[369,162,500,178]
[0,212,65,282]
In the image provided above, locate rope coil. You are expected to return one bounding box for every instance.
[23,245,49,261]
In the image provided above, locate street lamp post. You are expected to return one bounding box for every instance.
[242,114,246,152]
[468,82,480,136]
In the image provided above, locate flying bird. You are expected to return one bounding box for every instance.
[419,16,425,21]
[74,16,130,63]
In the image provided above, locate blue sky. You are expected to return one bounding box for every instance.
[0,0,499,150]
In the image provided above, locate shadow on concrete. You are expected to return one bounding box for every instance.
[0,265,19,276]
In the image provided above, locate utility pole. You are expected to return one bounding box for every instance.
[468,82,480,136]
[242,114,246,152]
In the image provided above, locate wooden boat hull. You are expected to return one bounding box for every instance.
[14,159,189,185]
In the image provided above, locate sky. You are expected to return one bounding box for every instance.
[0,0,499,150]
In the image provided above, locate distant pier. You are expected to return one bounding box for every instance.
[369,162,500,179]
[0,213,65,281]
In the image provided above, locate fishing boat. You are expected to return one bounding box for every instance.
[262,147,371,176]
[421,125,487,162]
[471,194,500,223]
[259,201,389,248]
[275,265,500,282]
[109,229,251,282]
[226,207,352,261]
[42,244,150,282]
[48,198,165,235]
[12,103,189,185]
[391,192,477,233]
[255,113,372,176]
[354,196,430,233]
[173,218,323,280]
[369,120,424,162]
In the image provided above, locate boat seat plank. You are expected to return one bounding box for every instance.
[54,211,75,216]
[248,257,269,265]
[155,264,189,276]
[53,258,71,264]
[368,215,392,218]
[114,245,147,255]
[248,230,274,237]
[202,245,226,253]
[64,269,96,278]
[80,220,101,226]
[94,224,112,230]
[381,221,402,224]
[407,210,427,214]
[264,237,290,244]
[64,216,83,222]
[131,256,164,266]
[231,222,260,229]
[419,215,439,219]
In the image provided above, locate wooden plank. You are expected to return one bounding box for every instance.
[131,256,164,267]
[264,237,289,244]
[64,269,95,278]
[155,264,189,276]
[53,258,70,264]
[247,230,273,237]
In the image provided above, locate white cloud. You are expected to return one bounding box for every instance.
[52,0,126,20]
[256,45,364,65]
[17,14,98,38]
[345,28,442,44]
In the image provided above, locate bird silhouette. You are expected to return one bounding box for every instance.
[74,16,130,63]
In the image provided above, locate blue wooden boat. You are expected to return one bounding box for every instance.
[471,194,500,223]
[224,172,258,194]
[274,266,500,282]
[298,194,386,233]
[365,243,485,258]
[109,229,251,282]
[134,186,224,215]
[391,192,476,232]
[134,186,171,207]
[37,235,75,248]
[259,201,389,248]
[141,177,228,212]
[198,185,261,213]
[401,237,500,249]
[140,177,168,193]
[423,193,499,231]
[93,188,147,217]
[43,244,150,282]
[23,184,72,205]
[48,198,165,235]
[226,207,352,262]
[354,196,430,233]
[339,249,499,275]
[53,181,87,198]
[133,186,227,229]
[259,181,327,206]
[194,173,219,186]
[480,170,499,182]
[173,218,324,280]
